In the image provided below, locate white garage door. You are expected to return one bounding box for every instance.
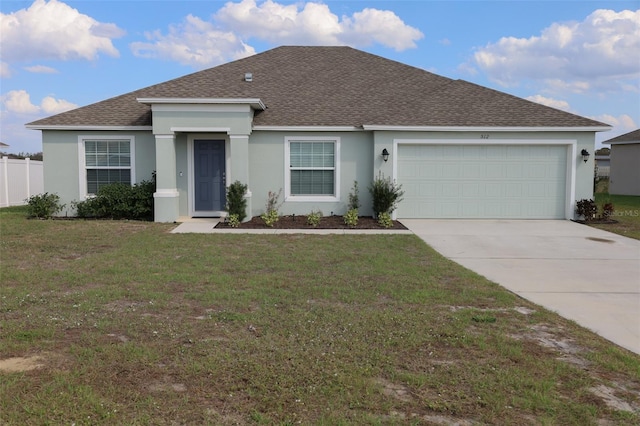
[397,144,567,219]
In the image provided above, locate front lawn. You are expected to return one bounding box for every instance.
[593,192,640,240]
[1,206,639,424]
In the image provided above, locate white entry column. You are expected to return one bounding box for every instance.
[229,134,252,221]
[154,134,180,222]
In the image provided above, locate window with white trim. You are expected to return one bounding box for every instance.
[80,137,135,196]
[285,137,340,201]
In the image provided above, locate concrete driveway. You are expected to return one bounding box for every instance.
[401,219,640,355]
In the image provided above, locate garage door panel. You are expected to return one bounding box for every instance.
[397,144,567,219]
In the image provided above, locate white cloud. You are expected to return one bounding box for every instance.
[24,65,58,74]
[526,95,571,111]
[2,89,77,115]
[130,15,255,68]
[40,96,77,114]
[217,0,422,50]
[2,90,40,114]
[592,113,637,130]
[0,0,124,63]
[471,9,640,92]
[131,0,423,67]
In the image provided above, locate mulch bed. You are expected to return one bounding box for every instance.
[215,215,407,230]
[571,218,619,225]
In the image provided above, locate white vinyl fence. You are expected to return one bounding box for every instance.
[0,157,44,207]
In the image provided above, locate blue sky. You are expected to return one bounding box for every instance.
[1,0,638,154]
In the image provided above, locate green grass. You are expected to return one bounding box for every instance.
[593,178,640,240]
[1,205,639,425]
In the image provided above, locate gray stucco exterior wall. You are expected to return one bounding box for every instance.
[609,143,640,196]
[41,128,598,221]
[41,130,156,217]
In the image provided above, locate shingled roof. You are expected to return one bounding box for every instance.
[27,46,608,129]
[602,129,640,144]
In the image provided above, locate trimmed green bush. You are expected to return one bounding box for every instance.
[73,176,155,220]
[225,181,248,222]
[25,193,64,219]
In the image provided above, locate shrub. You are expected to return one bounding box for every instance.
[601,202,614,219]
[377,212,393,228]
[25,193,64,219]
[261,189,283,227]
[344,208,359,228]
[226,181,248,222]
[369,172,404,217]
[348,181,360,210]
[73,176,156,220]
[227,214,241,228]
[307,210,322,227]
[575,199,597,221]
[261,210,279,227]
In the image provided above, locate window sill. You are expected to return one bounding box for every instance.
[285,195,340,203]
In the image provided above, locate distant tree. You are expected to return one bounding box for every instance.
[595,147,610,156]
[0,152,43,161]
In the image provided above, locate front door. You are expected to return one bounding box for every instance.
[194,140,225,213]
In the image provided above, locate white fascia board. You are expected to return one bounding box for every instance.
[608,141,640,145]
[252,125,361,132]
[394,138,576,146]
[362,125,612,132]
[170,127,231,134]
[137,97,266,110]
[25,125,152,131]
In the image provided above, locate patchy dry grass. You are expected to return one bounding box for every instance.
[1,206,639,425]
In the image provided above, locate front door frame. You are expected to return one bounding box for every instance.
[187,134,230,217]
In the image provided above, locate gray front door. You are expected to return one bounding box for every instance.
[194,140,225,212]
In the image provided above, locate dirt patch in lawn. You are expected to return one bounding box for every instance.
[216,215,407,230]
[0,355,45,373]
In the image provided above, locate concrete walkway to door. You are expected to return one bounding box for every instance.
[401,219,640,355]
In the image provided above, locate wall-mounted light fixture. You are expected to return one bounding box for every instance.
[382,148,390,162]
[581,149,590,163]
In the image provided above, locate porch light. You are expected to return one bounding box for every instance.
[581,149,590,163]
[382,148,390,162]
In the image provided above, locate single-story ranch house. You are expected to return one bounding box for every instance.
[603,129,640,196]
[27,46,610,222]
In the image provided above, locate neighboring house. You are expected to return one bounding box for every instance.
[27,46,610,222]
[603,129,640,196]
[595,148,611,178]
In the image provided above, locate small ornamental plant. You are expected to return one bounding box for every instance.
[575,199,597,221]
[348,181,360,211]
[601,202,614,220]
[377,211,393,228]
[227,214,241,228]
[307,210,322,227]
[261,189,283,227]
[344,208,359,228]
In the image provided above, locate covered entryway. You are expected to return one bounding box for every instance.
[396,144,568,219]
[193,140,226,215]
